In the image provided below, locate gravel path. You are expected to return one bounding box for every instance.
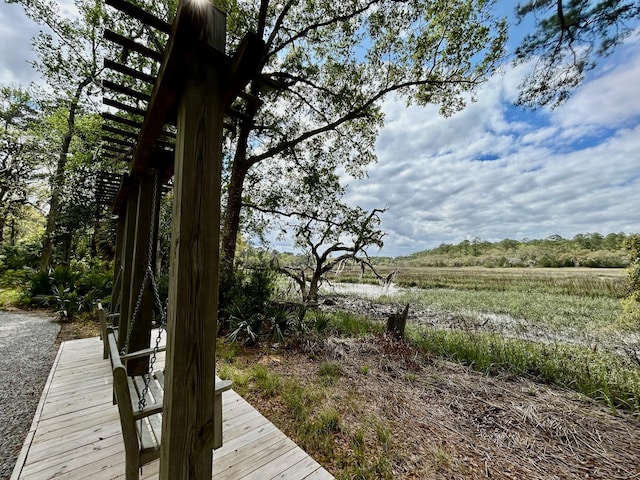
[0,310,60,480]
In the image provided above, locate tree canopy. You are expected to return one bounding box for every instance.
[514,0,640,108]
[215,0,508,294]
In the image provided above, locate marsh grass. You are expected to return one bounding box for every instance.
[396,267,627,298]
[328,310,385,336]
[393,288,620,336]
[338,266,627,298]
[224,265,640,414]
[410,327,640,413]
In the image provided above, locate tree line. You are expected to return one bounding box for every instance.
[391,233,631,268]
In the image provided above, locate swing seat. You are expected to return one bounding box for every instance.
[107,328,232,480]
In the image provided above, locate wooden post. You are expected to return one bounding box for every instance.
[118,181,139,353]
[159,3,225,479]
[126,172,161,375]
[110,211,125,315]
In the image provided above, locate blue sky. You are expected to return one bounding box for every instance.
[1,1,639,257]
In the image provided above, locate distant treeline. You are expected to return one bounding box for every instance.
[376,232,633,268]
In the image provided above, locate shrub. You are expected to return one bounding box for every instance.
[0,242,41,271]
[29,261,113,320]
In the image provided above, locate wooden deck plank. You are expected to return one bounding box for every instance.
[244,440,310,479]
[11,336,334,480]
[301,467,335,479]
[19,434,123,477]
[274,456,330,479]
[33,410,119,444]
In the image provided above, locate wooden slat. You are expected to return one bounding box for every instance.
[104,115,176,141]
[103,112,143,129]
[103,97,146,117]
[104,29,164,62]
[103,144,129,154]
[103,80,151,102]
[104,58,156,84]
[102,135,133,147]
[105,0,172,33]
[103,124,138,140]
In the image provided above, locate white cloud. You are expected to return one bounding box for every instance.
[346,43,640,256]
[0,3,40,85]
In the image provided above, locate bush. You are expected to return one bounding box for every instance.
[0,242,41,271]
[29,261,113,320]
[223,258,278,341]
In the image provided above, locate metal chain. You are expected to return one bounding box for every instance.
[121,170,160,356]
[136,171,169,410]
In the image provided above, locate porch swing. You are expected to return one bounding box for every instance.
[103,172,231,479]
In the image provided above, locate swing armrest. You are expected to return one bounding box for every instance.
[120,345,167,361]
[215,380,233,394]
[133,404,164,420]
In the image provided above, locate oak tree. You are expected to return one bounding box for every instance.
[9,0,107,268]
[0,86,44,244]
[217,0,508,298]
[514,0,640,108]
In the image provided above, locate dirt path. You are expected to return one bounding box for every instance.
[0,310,59,480]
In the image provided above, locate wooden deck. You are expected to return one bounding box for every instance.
[10,336,333,480]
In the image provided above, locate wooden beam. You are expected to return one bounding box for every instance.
[104,29,164,62]
[125,172,160,375]
[104,58,156,84]
[221,32,264,109]
[103,80,151,102]
[105,0,172,34]
[103,97,146,117]
[111,210,127,315]
[117,179,139,353]
[159,3,225,479]
[125,2,223,178]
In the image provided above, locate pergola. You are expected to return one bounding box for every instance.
[96,0,264,477]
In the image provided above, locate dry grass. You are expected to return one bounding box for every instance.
[221,335,640,480]
[56,312,101,343]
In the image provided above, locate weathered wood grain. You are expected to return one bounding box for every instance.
[158,3,226,479]
[11,336,333,480]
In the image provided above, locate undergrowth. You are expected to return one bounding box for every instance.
[217,347,394,479]
[409,327,640,414]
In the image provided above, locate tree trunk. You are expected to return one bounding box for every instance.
[9,217,15,245]
[39,79,89,270]
[219,157,248,280]
[306,268,322,303]
[218,125,250,331]
[61,233,72,265]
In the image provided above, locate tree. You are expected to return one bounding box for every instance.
[0,86,44,244]
[9,0,107,269]
[514,0,640,108]
[277,205,386,303]
[216,0,508,296]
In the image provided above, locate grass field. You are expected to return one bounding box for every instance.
[328,266,640,414]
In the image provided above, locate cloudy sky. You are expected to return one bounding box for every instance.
[347,36,640,256]
[1,1,639,257]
